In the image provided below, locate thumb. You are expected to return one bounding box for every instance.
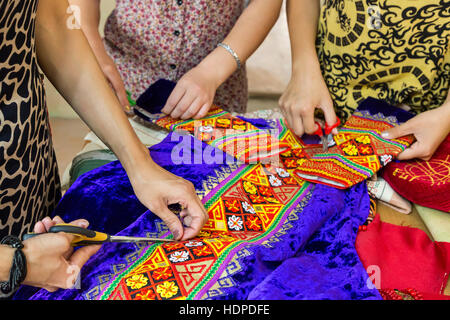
[381,121,413,140]
[151,201,184,240]
[397,141,432,161]
[65,244,101,289]
[68,245,102,273]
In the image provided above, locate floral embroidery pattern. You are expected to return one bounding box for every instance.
[225,200,241,213]
[125,274,148,290]
[169,251,190,263]
[245,216,262,231]
[152,267,173,281]
[134,289,156,300]
[268,175,282,187]
[227,215,243,231]
[185,240,204,247]
[342,143,358,156]
[192,246,213,257]
[242,201,256,214]
[243,181,258,195]
[156,281,179,299]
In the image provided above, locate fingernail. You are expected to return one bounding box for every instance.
[381,132,390,139]
[80,220,89,228]
[172,230,180,240]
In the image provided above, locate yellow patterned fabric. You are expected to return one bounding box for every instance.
[317,0,450,122]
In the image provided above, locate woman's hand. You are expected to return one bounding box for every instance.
[382,102,450,160]
[128,163,209,241]
[161,65,220,120]
[22,216,101,292]
[279,64,338,137]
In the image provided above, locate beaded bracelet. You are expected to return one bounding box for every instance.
[0,235,27,295]
[217,43,242,69]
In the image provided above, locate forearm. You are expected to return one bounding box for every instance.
[67,0,107,61]
[199,0,283,86]
[36,0,151,174]
[286,0,321,74]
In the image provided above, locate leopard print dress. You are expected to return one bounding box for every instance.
[0,0,61,239]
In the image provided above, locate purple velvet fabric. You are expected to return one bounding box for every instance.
[13,129,380,300]
[248,182,376,300]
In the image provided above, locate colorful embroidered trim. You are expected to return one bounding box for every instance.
[150,98,415,191]
[293,98,415,189]
[135,81,413,189]
[149,106,291,164]
[132,79,290,164]
[98,162,311,300]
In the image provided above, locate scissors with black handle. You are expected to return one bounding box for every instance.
[23,224,175,246]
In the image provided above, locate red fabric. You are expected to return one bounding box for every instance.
[355,214,450,298]
[382,134,450,212]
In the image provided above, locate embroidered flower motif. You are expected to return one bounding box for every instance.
[342,144,358,156]
[224,199,241,212]
[241,201,255,214]
[198,125,213,133]
[185,240,204,247]
[281,150,292,157]
[245,216,262,231]
[126,274,148,290]
[258,186,273,197]
[284,158,299,168]
[356,135,371,144]
[227,215,243,231]
[296,158,307,166]
[135,289,156,300]
[169,251,190,263]
[243,181,258,194]
[193,246,213,256]
[268,175,282,187]
[152,267,173,281]
[156,281,178,299]
[249,194,266,203]
[275,167,290,178]
[358,145,374,155]
[292,148,305,158]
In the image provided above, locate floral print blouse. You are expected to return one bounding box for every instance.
[103,0,249,113]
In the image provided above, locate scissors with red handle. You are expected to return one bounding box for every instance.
[313,118,341,152]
